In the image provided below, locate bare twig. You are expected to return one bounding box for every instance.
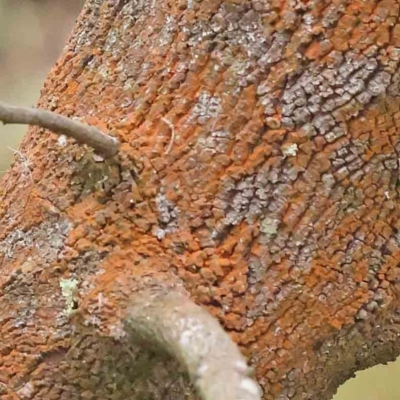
[0,102,120,158]
[125,290,262,400]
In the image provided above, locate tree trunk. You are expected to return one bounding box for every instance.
[2,0,400,399]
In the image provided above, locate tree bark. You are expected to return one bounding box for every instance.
[2,0,400,399]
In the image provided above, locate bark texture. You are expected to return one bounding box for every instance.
[2,0,400,399]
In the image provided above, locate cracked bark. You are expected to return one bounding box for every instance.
[1,0,400,399]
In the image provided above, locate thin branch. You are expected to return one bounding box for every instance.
[0,102,120,158]
[125,290,262,400]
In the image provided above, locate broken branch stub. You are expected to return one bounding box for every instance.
[125,291,262,400]
[0,102,120,158]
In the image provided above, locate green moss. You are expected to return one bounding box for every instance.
[71,152,121,199]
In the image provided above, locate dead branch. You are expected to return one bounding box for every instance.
[125,290,262,400]
[0,102,120,158]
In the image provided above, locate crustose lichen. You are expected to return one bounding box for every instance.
[60,278,79,316]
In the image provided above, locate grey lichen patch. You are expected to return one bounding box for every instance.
[158,14,177,47]
[60,278,79,316]
[212,164,292,237]
[0,218,71,260]
[104,27,120,52]
[153,192,179,240]
[277,49,396,132]
[260,217,279,236]
[190,91,222,125]
[197,129,232,154]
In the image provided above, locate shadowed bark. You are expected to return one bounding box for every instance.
[2,0,400,399]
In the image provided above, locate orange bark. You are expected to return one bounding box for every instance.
[2,0,400,399]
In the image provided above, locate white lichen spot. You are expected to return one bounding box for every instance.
[57,135,67,147]
[153,227,166,240]
[260,217,279,236]
[60,278,78,316]
[282,143,298,157]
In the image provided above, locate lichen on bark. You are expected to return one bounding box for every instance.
[2,0,400,399]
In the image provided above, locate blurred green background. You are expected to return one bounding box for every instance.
[0,0,84,173]
[0,1,399,398]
